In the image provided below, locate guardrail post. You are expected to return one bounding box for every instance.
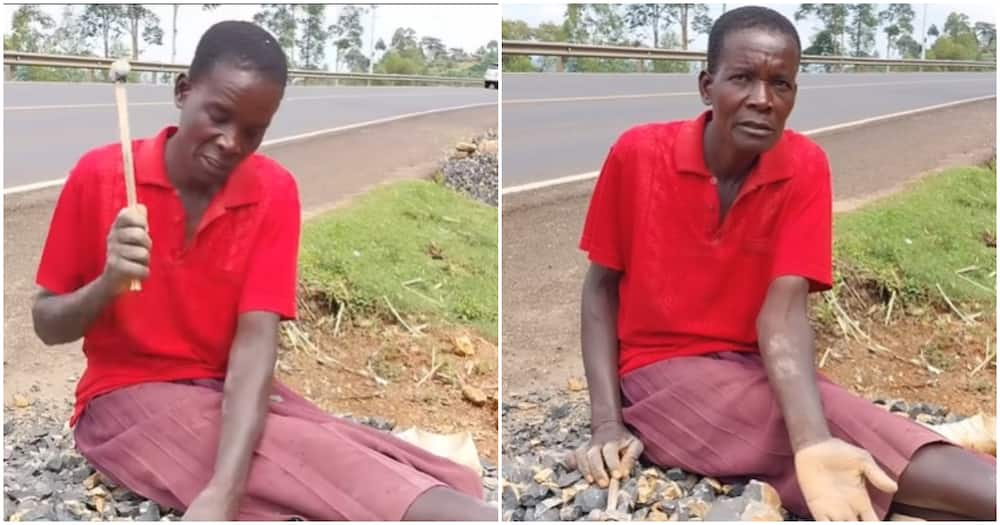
[556,56,565,72]
[637,59,644,73]
[4,64,13,81]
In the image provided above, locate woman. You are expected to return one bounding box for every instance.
[32,20,494,521]
[573,6,995,521]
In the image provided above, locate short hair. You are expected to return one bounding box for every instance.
[189,20,288,87]
[707,6,801,74]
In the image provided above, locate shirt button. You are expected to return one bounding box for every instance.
[710,177,718,185]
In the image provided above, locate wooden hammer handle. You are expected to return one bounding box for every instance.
[113,81,141,292]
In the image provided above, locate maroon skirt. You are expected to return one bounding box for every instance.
[73,379,483,520]
[620,351,986,520]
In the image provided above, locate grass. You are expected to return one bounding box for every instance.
[832,161,996,311]
[299,179,498,339]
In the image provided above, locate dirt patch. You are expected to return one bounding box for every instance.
[811,293,996,417]
[275,310,499,463]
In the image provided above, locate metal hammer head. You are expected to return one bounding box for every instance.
[110,59,131,82]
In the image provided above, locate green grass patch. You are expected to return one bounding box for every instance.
[833,162,996,310]
[299,180,498,339]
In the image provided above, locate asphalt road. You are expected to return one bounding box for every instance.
[501,72,996,187]
[4,82,498,189]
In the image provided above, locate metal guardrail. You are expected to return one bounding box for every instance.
[502,40,997,70]
[4,51,483,86]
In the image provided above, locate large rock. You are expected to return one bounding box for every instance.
[576,486,608,514]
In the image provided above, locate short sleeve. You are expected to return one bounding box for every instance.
[770,148,833,292]
[238,173,301,320]
[36,162,90,294]
[579,143,628,271]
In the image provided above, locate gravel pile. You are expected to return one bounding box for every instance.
[440,129,498,206]
[501,391,961,521]
[4,404,497,521]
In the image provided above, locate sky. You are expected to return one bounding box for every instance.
[2,3,499,70]
[502,3,997,56]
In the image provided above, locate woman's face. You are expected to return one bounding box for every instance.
[173,63,284,187]
[699,29,800,156]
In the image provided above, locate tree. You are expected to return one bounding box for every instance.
[845,4,878,57]
[803,29,839,71]
[691,8,714,47]
[502,19,532,40]
[533,22,566,42]
[894,34,922,59]
[624,4,676,48]
[124,5,163,60]
[420,36,446,62]
[47,7,87,53]
[482,39,498,65]
[297,4,328,69]
[795,4,848,55]
[80,4,127,58]
[878,4,915,58]
[928,24,939,38]
[928,32,978,60]
[390,27,418,52]
[378,49,423,75]
[677,4,711,50]
[343,47,369,72]
[581,4,626,45]
[883,24,900,58]
[943,12,972,39]
[330,6,366,72]
[502,19,534,72]
[974,22,995,56]
[253,5,297,65]
[375,38,386,51]
[4,5,55,52]
[928,13,979,62]
[563,4,587,43]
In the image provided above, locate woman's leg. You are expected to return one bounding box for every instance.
[76,380,490,521]
[890,443,996,520]
[403,487,497,521]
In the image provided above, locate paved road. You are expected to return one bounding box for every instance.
[4,82,498,189]
[502,72,996,187]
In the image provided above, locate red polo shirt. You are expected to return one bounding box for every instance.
[36,126,301,426]
[580,111,833,377]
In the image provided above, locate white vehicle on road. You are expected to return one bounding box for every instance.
[484,63,498,89]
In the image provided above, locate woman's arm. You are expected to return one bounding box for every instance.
[183,311,279,521]
[33,206,151,345]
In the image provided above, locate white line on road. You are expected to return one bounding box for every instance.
[3,101,497,196]
[501,94,996,196]
[504,78,989,105]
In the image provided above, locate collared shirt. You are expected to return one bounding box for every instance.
[36,126,301,425]
[580,111,833,377]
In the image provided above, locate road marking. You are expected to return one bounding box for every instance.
[501,94,996,196]
[5,91,485,111]
[3,101,497,196]
[6,100,173,111]
[504,78,989,105]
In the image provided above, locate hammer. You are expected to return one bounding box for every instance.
[110,59,141,292]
